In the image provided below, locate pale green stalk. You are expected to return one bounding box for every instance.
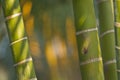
[0,0,37,79]
[97,0,118,80]
[72,0,104,80]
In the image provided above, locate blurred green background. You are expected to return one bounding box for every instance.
[0,0,81,80]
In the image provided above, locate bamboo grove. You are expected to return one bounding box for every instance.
[0,0,120,80]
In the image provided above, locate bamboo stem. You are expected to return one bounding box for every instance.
[0,0,37,79]
[97,0,118,80]
[72,0,104,80]
[114,0,120,79]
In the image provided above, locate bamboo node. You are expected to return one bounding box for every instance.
[13,57,32,67]
[114,22,120,28]
[80,57,102,66]
[117,70,120,72]
[100,29,114,38]
[9,37,28,46]
[5,13,22,21]
[115,46,120,50]
[76,27,98,35]
[104,59,116,65]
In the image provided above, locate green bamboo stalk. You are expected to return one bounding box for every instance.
[72,0,104,80]
[0,0,37,80]
[114,0,120,79]
[97,0,118,80]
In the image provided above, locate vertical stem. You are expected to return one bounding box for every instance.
[1,0,37,79]
[72,0,104,80]
[97,0,118,80]
[114,0,120,79]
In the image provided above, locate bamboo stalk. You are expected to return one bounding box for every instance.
[0,0,37,79]
[114,0,120,79]
[72,0,104,80]
[97,0,118,80]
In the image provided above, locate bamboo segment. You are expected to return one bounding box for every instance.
[114,0,120,79]
[1,0,37,79]
[97,0,118,80]
[72,0,104,80]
